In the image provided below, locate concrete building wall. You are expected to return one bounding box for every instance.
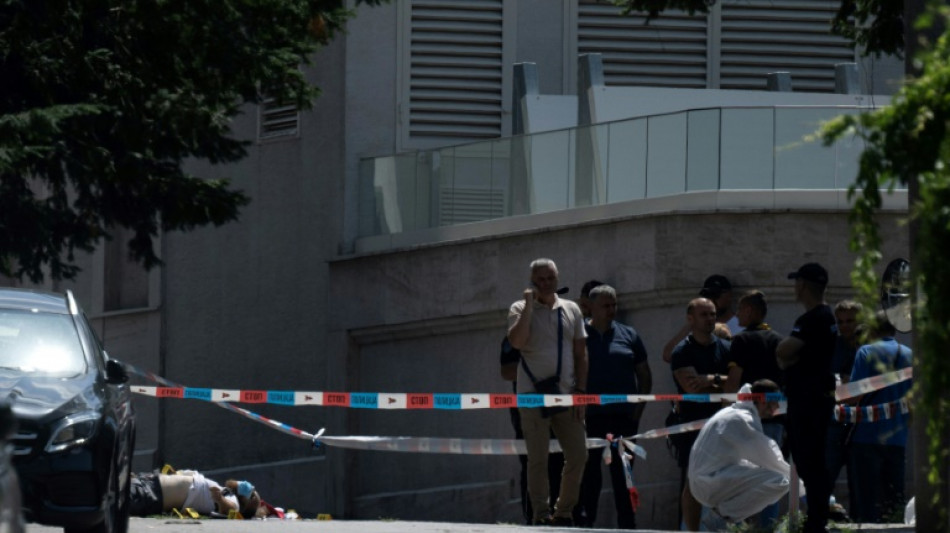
[146,19,358,517]
[328,202,909,529]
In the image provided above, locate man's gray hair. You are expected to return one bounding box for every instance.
[588,284,616,300]
[529,258,558,274]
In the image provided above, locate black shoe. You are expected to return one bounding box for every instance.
[829,502,851,522]
[532,515,554,526]
[549,516,573,527]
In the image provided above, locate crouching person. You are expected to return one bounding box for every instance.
[685,379,799,530]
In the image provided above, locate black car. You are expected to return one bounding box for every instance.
[0,288,135,533]
[1,401,24,533]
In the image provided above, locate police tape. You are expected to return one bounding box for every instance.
[124,362,910,457]
[124,364,648,457]
[128,372,908,408]
[833,397,910,423]
[212,401,650,458]
[130,384,781,408]
[125,362,910,407]
[834,367,912,401]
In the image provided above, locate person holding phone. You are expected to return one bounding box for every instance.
[507,258,588,527]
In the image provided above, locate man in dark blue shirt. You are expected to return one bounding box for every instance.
[671,297,730,531]
[573,284,652,528]
[777,262,837,533]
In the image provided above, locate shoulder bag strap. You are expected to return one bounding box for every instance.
[519,306,564,384]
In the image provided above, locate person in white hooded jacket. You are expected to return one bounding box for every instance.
[685,379,801,530]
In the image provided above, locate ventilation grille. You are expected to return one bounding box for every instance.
[439,187,506,225]
[578,0,708,88]
[259,98,299,139]
[409,0,504,140]
[719,0,854,92]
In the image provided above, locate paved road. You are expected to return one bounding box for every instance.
[24,518,672,533]
[23,517,916,533]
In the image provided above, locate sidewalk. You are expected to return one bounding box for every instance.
[111,517,914,533]
[25,517,917,533]
[295,520,914,533]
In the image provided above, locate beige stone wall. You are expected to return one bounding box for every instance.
[328,207,909,529]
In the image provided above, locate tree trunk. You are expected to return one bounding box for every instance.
[905,1,949,530]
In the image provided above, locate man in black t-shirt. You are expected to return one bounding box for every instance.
[723,289,786,530]
[725,290,785,390]
[777,263,837,533]
[670,298,730,531]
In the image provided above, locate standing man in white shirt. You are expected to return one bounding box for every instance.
[508,258,588,526]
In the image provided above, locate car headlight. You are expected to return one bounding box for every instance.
[45,412,100,453]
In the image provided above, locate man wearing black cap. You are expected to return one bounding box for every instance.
[700,274,740,334]
[662,274,737,363]
[777,263,837,533]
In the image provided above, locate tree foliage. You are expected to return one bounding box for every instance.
[613,0,905,57]
[0,0,382,282]
[611,0,713,18]
[832,0,905,58]
[822,2,950,521]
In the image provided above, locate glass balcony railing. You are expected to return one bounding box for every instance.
[358,106,892,238]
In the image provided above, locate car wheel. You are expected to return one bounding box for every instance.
[114,436,132,533]
[112,461,131,533]
[64,485,114,533]
[64,448,130,533]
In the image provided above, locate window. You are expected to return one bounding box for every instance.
[402,0,507,143]
[719,0,855,92]
[258,97,300,140]
[576,0,854,92]
[578,0,708,88]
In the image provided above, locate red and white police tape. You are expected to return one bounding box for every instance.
[124,363,646,457]
[125,364,910,409]
[123,363,911,453]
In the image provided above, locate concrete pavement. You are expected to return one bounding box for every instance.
[22,517,918,533]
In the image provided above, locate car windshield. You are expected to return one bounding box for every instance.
[0,310,86,376]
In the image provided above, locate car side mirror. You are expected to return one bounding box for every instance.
[105,359,130,385]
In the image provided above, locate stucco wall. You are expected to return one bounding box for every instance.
[328,206,909,529]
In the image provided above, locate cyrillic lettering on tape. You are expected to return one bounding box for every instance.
[241,390,267,403]
[573,394,600,405]
[184,388,212,401]
[157,387,184,398]
[492,394,519,408]
[408,394,433,409]
[349,393,378,408]
[324,393,350,407]
[268,391,296,405]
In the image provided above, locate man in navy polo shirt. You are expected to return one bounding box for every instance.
[573,284,652,528]
[671,297,731,530]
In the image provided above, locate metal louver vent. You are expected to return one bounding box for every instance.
[409,0,504,140]
[578,0,708,88]
[439,187,506,225]
[259,98,299,139]
[720,0,854,92]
